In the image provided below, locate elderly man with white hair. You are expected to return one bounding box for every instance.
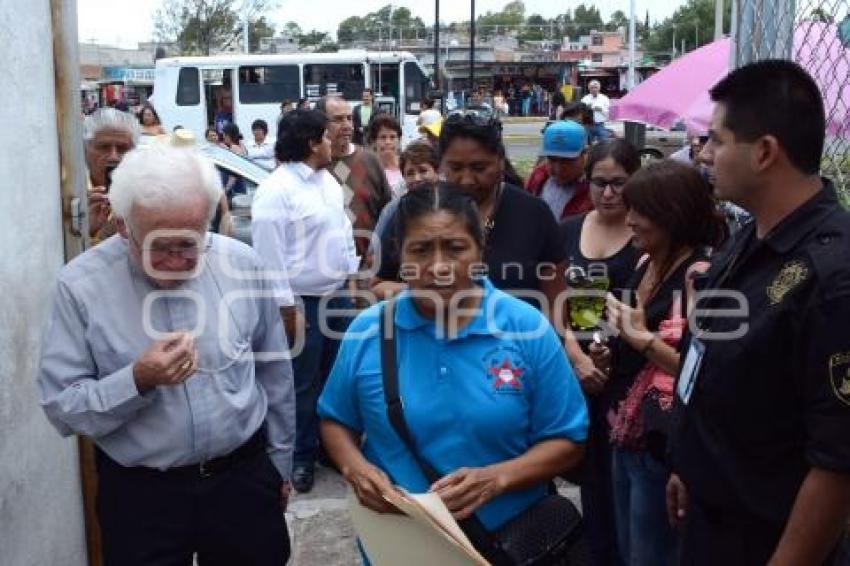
[84,107,140,244]
[37,144,295,566]
[580,80,611,143]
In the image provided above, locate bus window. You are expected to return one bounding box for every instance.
[176,67,200,106]
[239,65,300,104]
[303,64,364,100]
[371,63,399,102]
[403,62,430,114]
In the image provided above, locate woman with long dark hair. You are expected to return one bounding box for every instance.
[593,159,726,565]
[371,113,567,323]
[320,182,588,564]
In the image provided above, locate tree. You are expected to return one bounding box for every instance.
[810,8,834,23]
[153,0,277,55]
[518,14,547,42]
[606,10,629,32]
[300,30,330,47]
[337,16,365,43]
[476,1,525,40]
[282,21,302,38]
[248,16,275,52]
[573,3,604,36]
[643,0,732,55]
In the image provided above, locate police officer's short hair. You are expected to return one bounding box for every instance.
[275,109,327,163]
[710,60,825,175]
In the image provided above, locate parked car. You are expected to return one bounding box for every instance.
[199,143,270,245]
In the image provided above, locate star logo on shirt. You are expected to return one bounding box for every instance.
[488,358,525,391]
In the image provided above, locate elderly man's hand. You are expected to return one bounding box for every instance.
[132,332,198,393]
[87,185,111,238]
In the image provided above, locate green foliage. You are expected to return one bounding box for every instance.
[248,16,275,52]
[300,30,330,47]
[643,0,731,56]
[336,4,427,43]
[153,0,276,55]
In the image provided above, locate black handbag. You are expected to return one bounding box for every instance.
[379,302,591,566]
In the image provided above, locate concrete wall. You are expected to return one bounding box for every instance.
[0,2,88,565]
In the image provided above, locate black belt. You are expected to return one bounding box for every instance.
[97,428,266,480]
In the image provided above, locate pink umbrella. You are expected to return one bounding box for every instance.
[611,22,850,137]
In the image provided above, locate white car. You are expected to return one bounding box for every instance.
[199,143,270,244]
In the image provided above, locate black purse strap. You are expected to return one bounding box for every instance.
[379,301,442,483]
[379,302,513,566]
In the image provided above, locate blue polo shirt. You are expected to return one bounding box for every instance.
[318,278,588,530]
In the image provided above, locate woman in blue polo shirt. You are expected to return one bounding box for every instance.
[318,182,588,550]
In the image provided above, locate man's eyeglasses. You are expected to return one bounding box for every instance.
[590,178,628,193]
[127,228,209,261]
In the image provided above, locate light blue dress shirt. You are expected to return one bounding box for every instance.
[37,234,295,478]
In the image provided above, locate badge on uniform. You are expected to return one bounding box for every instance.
[677,339,705,405]
[766,260,809,306]
[829,352,850,406]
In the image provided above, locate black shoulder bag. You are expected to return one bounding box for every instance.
[379,302,591,566]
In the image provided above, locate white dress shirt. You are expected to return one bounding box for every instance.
[581,93,611,124]
[251,161,359,304]
[247,140,276,170]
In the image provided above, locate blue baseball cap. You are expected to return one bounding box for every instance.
[540,120,587,159]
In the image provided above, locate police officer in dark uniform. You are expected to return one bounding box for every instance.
[668,60,850,565]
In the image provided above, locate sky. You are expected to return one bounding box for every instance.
[78,0,688,48]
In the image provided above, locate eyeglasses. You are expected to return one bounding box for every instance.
[444,111,503,135]
[127,227,209,261]
[590,178,628,193]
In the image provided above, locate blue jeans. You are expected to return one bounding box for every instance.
[293,293,353,468]
[589,123,610,143]
[612,446,675,566]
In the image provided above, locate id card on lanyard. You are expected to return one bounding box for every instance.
[677,338,705,405]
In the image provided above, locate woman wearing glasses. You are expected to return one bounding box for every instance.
[372,113,567,324]
[561,139,641,566]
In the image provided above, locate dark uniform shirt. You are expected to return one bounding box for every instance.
[671,181,850,562]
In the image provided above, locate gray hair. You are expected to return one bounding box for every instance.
[588,80,601,89]
[83,108,141,146]
[109,144,222,225]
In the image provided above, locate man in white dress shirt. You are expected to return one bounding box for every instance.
[247,118,276,170]
[251,109,360,493]
[581,80,611,143]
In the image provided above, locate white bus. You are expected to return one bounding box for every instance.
[149,50,432,146]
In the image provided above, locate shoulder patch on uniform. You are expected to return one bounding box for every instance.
[767,260,809,306]
[829,352,850,406]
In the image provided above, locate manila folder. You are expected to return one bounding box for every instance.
[350,490,490,566]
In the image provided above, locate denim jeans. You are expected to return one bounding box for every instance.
[612,446,676,566]
[292,293,353,468]
[589,123,610,144]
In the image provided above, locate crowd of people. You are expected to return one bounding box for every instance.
[36,59,850,566]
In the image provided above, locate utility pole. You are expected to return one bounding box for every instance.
[714,0,725,39]
[470,0,475,94]
[628,0,636,89]
[434,0,441,99]
[242,6,249,53]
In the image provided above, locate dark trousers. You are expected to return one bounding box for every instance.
[292,293,353,468]
[678,501,783,566]
[96,448,290,566]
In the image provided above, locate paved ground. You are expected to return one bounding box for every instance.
[287,465,582,565]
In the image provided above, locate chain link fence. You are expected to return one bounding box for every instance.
[733,0,850,204]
